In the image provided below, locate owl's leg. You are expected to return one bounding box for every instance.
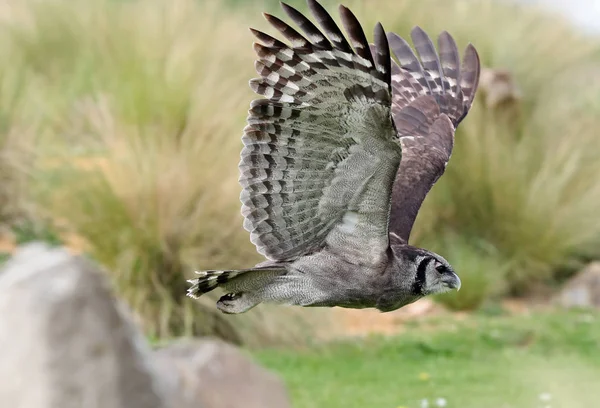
[216,275,329,314]
[214,268,288,314]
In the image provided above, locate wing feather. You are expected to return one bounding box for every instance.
[338,5,376,72]
[373,23,392,88]
[281,2,332,50]
[387,28,481,243]
[248,28,287,49]
[307,0,353,52]
[241,1,400,266]
[460,44,481,117]
[388,32,431,93]
[411,27,447,94]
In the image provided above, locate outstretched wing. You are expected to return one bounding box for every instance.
[386,28,481,244]
[240,0,400,267]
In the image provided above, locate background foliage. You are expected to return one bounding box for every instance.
[0,0,599,343]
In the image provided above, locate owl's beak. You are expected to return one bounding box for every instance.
[442,272,461,291]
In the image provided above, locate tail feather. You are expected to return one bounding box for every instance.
[186,270,245,298]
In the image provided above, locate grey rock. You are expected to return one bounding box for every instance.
[0,243,169,408]
[0,242,290,408]
[557,262,600,308]
[154,338,291,408]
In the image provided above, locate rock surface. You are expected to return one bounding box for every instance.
[0,243,168,408]
[154,339,291,408]
[0,243,291,408]
[557,262,600,308]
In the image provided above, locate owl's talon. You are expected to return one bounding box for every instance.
[221,292,239,301]
[217,292,259,314]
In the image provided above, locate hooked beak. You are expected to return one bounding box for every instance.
[442,272,461,291]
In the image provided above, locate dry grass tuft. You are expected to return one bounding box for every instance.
[8,0,331,344]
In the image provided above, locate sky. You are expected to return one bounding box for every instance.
[516,0,600,34]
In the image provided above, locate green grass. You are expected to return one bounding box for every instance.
[255,309,600,408]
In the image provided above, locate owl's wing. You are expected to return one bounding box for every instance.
[386,28,481,244]
[241,0,400,267]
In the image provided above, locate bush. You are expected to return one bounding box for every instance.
[8,0,330,345]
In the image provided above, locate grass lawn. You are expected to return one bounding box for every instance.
[255,309,600,408]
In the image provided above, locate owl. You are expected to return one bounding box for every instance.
[187,0,480,314]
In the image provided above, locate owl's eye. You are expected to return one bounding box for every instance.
[435,262,446,273]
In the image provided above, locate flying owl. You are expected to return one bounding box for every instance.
[187,0,480,314]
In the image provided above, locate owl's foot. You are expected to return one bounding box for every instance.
[216,292,259,314]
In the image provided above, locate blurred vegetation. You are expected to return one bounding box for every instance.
[256,309,600,408]
[0,0,598,342]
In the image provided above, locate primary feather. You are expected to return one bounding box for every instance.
[388,28,480,243]
[241,4,397,266]
[187,0,480,315]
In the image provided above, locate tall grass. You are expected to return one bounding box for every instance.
[0,55,38,229]
[1,0,331,345]
[0,0,599,340]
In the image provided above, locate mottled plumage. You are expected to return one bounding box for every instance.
[187,0,480,314]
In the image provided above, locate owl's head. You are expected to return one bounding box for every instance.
[394,245,461,296]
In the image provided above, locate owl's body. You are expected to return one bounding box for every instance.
[188,0,480,314]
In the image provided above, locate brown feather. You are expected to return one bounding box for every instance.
[307,0,353,52]
[387,27,480,242]
[242,0,396,263]
[281,2,332,49]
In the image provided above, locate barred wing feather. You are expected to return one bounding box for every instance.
[387,28,481,243]
[240,1,399,266]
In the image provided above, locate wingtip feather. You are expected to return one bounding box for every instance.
[373,22,391,87]
[307,0,352,52]
[461,43,481,106]
[410,26,428,41]
[338,4,374,65]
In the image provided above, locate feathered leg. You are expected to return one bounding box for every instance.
[216,292,261,314]
[216,274,331,314]
[188,267,294,314]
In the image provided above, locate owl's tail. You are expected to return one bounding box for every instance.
[186,267,284,298]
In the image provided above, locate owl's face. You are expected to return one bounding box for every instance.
[417,252,461,296]
[394,245,461,296]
